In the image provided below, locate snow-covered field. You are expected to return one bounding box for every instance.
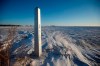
[0,26,100,66]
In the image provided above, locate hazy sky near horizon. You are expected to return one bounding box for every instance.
[0,0,100,26]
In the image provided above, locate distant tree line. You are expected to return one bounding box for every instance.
[0,24,21,26]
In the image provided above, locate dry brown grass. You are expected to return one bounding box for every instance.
[0,26,17,66]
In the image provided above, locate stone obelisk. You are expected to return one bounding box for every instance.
[34,7,42,57]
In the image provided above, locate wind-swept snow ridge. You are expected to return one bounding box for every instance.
[45,31,90,66]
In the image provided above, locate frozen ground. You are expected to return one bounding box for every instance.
[0,26,100,66]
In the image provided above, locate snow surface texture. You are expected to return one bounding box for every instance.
[1,26,100,66]
[13,26,100,66]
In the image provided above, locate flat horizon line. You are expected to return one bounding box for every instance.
[0,24,100,27]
